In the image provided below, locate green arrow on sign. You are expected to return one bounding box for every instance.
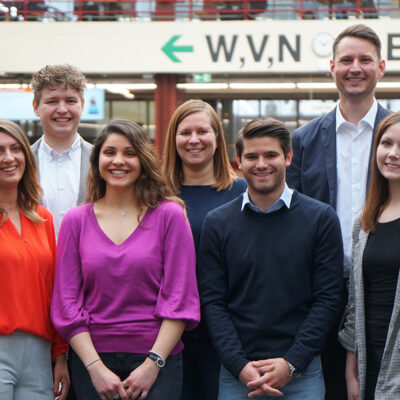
[162,35,193,63]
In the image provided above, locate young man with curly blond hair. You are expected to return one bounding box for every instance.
[31,64,92,238]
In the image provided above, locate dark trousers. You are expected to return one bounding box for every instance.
[66,349,77,400]
[322,280,348,400]
[180,332,220,400]
[53,349,77,400]
[70,351,182,400]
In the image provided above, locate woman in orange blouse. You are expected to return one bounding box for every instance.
[0,119,69,400]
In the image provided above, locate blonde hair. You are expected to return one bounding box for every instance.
[162,99,237,195]
[31,64,86,104]
[0,119,43,225]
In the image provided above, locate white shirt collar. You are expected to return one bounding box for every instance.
[38,135,82,238]
[41,135,82,160]
[336,98,377,131]
[241,184,293,214]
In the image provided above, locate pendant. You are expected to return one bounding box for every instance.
[121,212,126,217]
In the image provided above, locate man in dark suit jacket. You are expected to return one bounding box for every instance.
[286,24,391,400]
[287,103,390,207]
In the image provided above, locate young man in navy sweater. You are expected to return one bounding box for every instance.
[199,117,343,399]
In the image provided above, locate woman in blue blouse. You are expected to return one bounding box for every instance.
[162,99,246,400]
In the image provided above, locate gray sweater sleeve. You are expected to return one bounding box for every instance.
[338,216,362,353]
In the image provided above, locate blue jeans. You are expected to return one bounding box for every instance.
[70,351,182,400]
[218,356,325,400]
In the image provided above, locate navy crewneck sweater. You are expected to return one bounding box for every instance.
[199,191,343,377]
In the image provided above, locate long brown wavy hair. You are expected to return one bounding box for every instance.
[86,119,183,210]
[0,119,43,225]
[361,112,400,232]
[162,99,237,196]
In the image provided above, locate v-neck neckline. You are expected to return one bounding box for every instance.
[5,208,24,238]
[89,203,151,247]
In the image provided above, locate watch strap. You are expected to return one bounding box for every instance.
[287,361,301,377]
[147,350,166,368]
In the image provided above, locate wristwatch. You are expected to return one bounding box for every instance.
[147,351,166,368]
[287,361,302,377]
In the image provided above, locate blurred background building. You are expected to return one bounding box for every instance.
[1,0,400,157]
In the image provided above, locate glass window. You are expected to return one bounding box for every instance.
[109,100,155,139]
[299,99,336,121]
[261,100,297,120]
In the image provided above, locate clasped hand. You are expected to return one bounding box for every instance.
[239,357,292,397]
[88,358,160,400]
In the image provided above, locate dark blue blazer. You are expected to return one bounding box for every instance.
[286,104,391,210]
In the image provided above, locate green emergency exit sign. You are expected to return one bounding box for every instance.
[193,73,212,83]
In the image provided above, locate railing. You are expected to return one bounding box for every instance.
[0,0,398,21]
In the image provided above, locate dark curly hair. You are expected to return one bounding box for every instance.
[86,119,183,211]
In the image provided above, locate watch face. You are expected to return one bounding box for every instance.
[148,352,166,368]
[312,33,334,57]
[156,358,166,368]
[293,369,302,378]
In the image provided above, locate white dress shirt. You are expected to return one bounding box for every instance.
[336,99,377,276]
[38,136,82,238]
[241,184,293,214]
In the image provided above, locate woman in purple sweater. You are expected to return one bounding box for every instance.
[51,120,200,400]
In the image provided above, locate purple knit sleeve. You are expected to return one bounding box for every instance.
[154,202,200,330]
[51,205,91,342]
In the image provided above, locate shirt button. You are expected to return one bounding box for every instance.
[24,238,28,243]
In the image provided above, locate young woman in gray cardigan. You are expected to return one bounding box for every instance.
[339,111,400,400]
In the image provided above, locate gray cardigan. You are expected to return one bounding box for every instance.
[31,136,93,205]
[339,216,400,400]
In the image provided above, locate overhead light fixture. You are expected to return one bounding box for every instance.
[88,83,157,90]
[296,82,400,90]
[106,88,135,99]
[87,84,137,99]
[377,82,400,89]
[229,83,296,90]
[296,82,336,89]
[177,83,229,90]
[0,83,29,90]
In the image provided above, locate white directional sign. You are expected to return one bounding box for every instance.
[0,20,400,74]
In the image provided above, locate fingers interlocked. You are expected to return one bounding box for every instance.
[123,385,148,399]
